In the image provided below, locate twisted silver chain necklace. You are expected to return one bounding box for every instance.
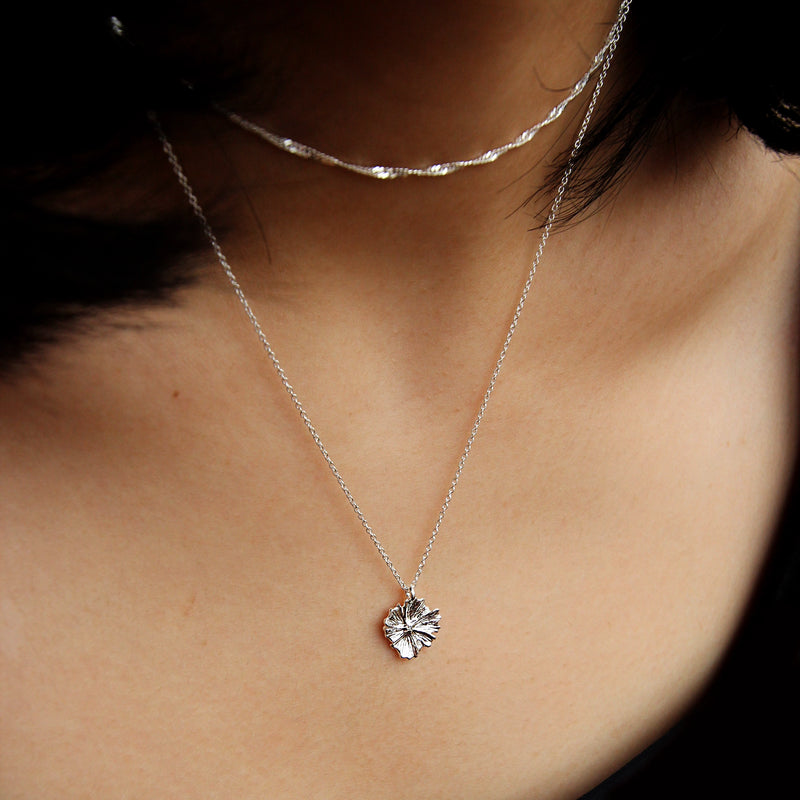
[153,0,630,659]
[215,0,630,180]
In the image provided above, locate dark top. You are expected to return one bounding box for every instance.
[579,444,800,797]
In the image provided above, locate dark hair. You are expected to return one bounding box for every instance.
[3,1,799,371]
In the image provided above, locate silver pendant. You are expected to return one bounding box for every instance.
[383,592,441,659]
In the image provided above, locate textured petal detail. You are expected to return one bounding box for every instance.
[413,625,438,643]
[405,597,426,623]
[384,607,404,628]
[383,596,440,659]
[386,627,406,645]
[420,608,441,626]
[394,633,418,659]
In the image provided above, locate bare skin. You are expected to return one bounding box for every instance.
[1,2,799,798]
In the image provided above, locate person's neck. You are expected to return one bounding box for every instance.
[224,0,620,168]
[174,0,621,281]
[145,0,630,392]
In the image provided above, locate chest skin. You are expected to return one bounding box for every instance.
[1,138,799,800]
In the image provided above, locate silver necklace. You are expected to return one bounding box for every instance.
[215,0,630,180]
[152,0,630,659]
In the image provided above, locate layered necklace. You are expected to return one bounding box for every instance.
[215,0,631,180]
[150,0,631,659]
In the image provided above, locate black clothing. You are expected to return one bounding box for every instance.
[580,458,800,798]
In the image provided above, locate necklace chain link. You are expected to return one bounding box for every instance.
[152,0,630,597]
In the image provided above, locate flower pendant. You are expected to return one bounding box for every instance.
[383,593,441,659]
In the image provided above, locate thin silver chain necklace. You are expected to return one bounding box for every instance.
[213,1,630,180]
[152,0,630,659]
